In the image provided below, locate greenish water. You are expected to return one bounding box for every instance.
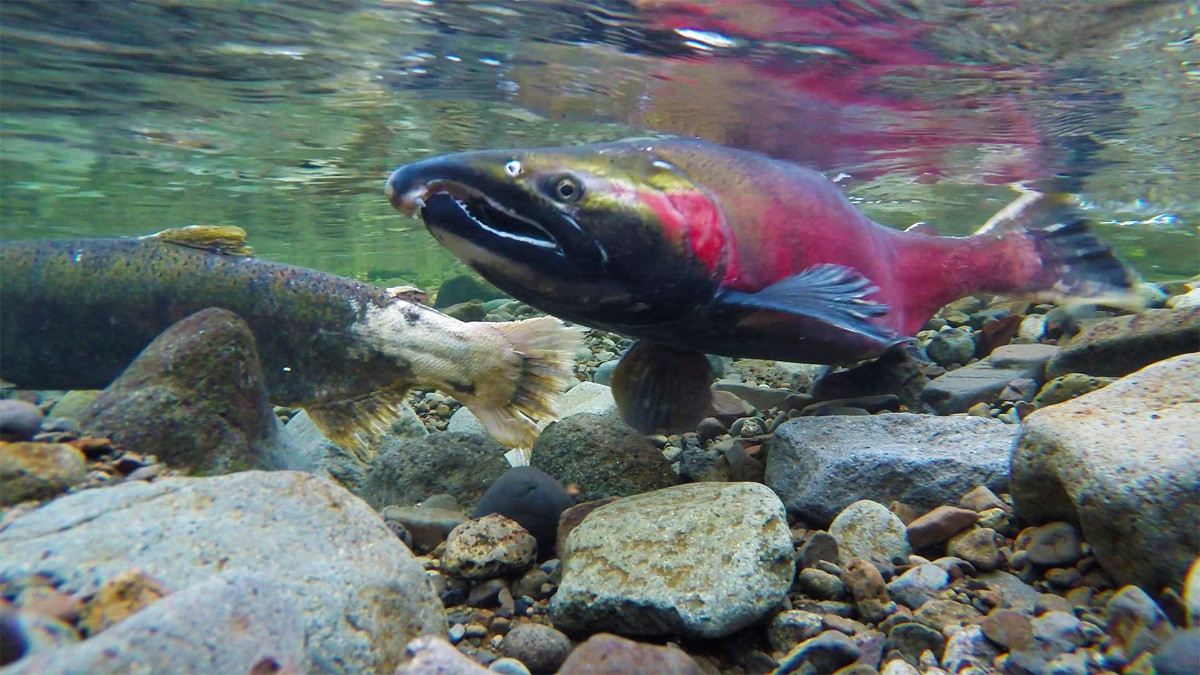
[1,0,1197,288]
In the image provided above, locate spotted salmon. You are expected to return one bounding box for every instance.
[0,226,582,450]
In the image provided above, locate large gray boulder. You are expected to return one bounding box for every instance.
[550,482,794,639]
[765,414,1015,526]
[0,471,446,673]
[1045,307,1200,380]
[4,572,307,674]
[1012,353,1200,591]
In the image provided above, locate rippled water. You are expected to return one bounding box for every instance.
[2,0,1197,286]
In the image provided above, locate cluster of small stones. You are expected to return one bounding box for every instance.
[917,296,1108,424]
[390,478,1193,675]
[0,398,165,512]
[407,391,464,433]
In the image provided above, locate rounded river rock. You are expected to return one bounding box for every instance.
[549,482,794,639]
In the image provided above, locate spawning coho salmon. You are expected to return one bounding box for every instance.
[384,138,1140,433]
[0,226,582,450]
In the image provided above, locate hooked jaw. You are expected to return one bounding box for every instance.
[385,163,563,253]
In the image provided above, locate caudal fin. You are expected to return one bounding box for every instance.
[472,316,584,447]
[975,190,1143,310]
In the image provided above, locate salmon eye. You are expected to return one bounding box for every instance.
[504,160,522,177]
[548,174,583,203]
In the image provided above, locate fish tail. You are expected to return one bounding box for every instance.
[469,316,584,447]
[972,190,1144,310]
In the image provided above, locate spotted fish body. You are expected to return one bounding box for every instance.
[0,228,582,449]
[386,138,1139,432]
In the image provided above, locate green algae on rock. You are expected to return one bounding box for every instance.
[80,308,290,476]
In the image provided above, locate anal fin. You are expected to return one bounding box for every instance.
[610,341,714,435]
[304,386,414,464]
[715,264,898,344]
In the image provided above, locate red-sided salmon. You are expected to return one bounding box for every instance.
[384,138,1140,433]
[0,226,583,451]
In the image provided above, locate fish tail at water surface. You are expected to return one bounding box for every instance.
[0,227,582,452]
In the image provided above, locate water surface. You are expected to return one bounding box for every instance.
[2,0,1196,286]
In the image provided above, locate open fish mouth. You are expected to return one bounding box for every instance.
[390,179,560,251]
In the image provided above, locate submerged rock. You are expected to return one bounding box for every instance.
[0,400,44,442]
[442,513,537,580]
[0,442,86,506]
[765,414,1014,526]
[395,635,491,674]
[920,343,1059,414]
[829,499,912,565]
[1033,373,1116,407]
[810,347,929,410]
[550,482,793,639]
[556,633,704,675]
[44,391,100,422]
[78,308,292,475]
[433,274,506,309]
[4,572,306,675]
[354,431,510,512]
[0,471,446,673]
[1012,353,1200,591]
[499,623,572,674]
[1045,306,1200,380]
[532,413,675,502]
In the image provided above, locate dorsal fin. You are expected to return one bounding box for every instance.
[143,225,253,256]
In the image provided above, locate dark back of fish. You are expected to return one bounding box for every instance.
[0,238,407,403]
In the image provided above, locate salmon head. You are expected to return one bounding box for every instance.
[385,141,727,327]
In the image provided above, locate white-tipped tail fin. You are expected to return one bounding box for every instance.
[469,316,584,447]
[504,447,532,467]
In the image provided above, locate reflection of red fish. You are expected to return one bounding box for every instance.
[386,138,1139,433]
[508,0,1050,182]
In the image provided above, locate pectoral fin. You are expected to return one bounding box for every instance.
[304,386,415,464]
[610,341,714,435]
[715,264,898,344]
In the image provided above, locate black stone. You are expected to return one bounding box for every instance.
[472,466,574,557]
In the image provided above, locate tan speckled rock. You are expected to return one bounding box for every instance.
[79,568,169,636]
[442,513,536,580]
[550,482,793,639]
[0,441,86,506]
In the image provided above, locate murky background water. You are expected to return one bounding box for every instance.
[2,0,1197,287]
